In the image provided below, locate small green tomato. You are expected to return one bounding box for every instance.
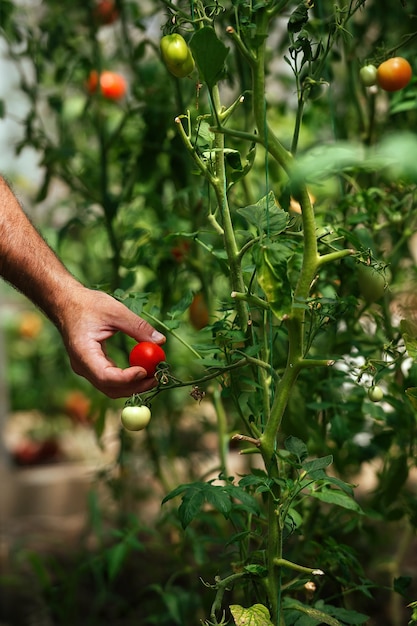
[359,64,378,87]
[368,385,384,403]
[121,405,151,431]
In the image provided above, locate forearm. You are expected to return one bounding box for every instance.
[0,176,82,328]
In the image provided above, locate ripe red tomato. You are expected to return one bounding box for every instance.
[121,405,151,431]
[99,71,127,99]
[129,342,166,376]
[93,0,119,25]
[86,70,127,100]
[377,57,412,92]
[189,293,209,330]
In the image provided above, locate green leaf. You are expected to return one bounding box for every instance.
[309,488,363,514]
[302,455,333,473]
[178,487,206,528]
[401,320,417,360]
[237,191,289,236]
[284,601,342,626]
[255,241,293,321]
[285,436,308,462]
[189,27,229,89]
[107,541,128,581]
[394,575,412,597]
[163,480,259,529]
[230,603,273,626]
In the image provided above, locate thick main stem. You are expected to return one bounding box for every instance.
[248,10,321,624]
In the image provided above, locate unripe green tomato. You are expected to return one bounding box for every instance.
[368,385,384,402]
[359,64,377,87]
[160,34,195,78]
[121,405,151,431]
[357,265,386,303]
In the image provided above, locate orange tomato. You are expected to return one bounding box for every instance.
[189,293,209,330]
[86,70,127,100]
[64,390,92,424]
[377,57,412,92]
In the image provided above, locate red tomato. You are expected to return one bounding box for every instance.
[93,0,119,25]
[99,71,127,100]
[189,293,209,330]
[86,70,127,100]
[377,57,412,92]
[12,439,60,466]
[129,342,166,376]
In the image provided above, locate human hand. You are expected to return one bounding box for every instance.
[59,287,166,398]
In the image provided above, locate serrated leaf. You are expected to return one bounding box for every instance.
[255,242,293,321]
[284,601,341,626]
[205,487,233,517]
[243,564,268,577]
[285,436,308,462]
[237,191,289,236]
[302,455,333,473]
[189,27,229,89]
[227,484,261,515]
[230,603,273,626]
[178,487,206,528]
[309,488,363,513]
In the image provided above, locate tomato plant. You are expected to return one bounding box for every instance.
[120,405,152,431]
[377,57,412,92]
[129,342,166,376]
[4,1,417,625]
[160,34,195,78]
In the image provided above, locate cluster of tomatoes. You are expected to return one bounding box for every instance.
[360,56,412,92]
[120,342,166,431]
[85,3,195,101]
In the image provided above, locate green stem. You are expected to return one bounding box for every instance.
[212,387,229,478]
[210,85,249,329]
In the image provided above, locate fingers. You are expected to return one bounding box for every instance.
[71,357,159,399]
[62,289,166,397]
[108,297,166,345]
